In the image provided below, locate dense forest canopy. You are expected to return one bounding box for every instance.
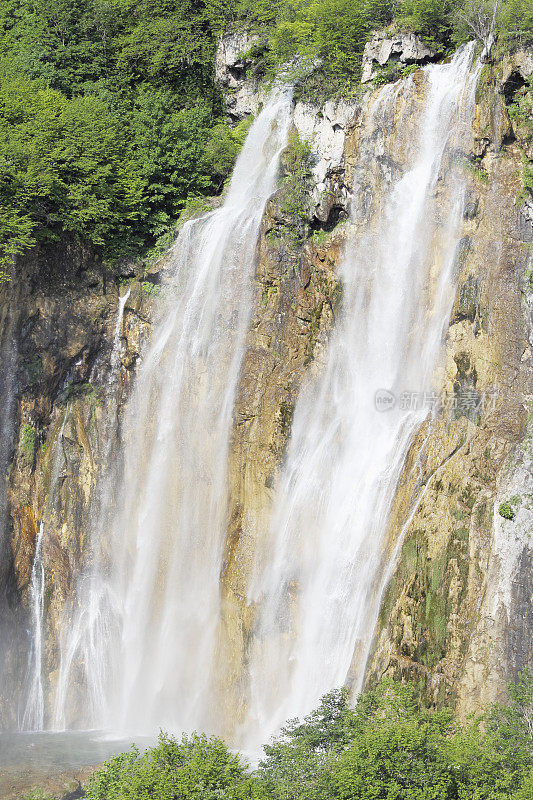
[0,0,531,277]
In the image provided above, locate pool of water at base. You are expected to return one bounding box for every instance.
[0,730,154,770]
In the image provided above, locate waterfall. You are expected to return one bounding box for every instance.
[21,406,72,730]
[242,44,481,745]
[110,287,131,376]
[52,44,481,744]
[21,522,45,731]
[54,88,293,734]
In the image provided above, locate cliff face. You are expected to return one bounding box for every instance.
[0,246,156,727]
[0,33,531,730]
[216,34,533,721]
[364,53,533,712]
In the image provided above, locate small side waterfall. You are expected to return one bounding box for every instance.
[54,89,293,734]
[18,287,132,732]
[110,288,131,375]
[21,522,45,731]
[21,404,71,730]
[242,44,481,745]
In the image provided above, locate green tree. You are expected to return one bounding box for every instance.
[0,75,147,267]
[257,688,359,800]
[85,732,253,800]
[397,0,459,45]
[321,714,456,799]
[0,0,234,274]
[82,675,533,800]
[446,672,533,800]
[497,0,533,43]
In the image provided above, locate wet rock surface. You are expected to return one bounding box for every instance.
[0,764,91,800]
[365,51,533,711]
[0,242,156,729]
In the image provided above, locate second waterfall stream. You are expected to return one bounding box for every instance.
[54,47,480,745]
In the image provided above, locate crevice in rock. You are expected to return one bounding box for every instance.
[502,70,527,106]
[228,63,247,82]
[310,205,347,233]
[501,130,517,147]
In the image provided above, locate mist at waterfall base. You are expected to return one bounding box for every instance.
[1,44,482,769]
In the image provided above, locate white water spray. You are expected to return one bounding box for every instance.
[54,88,293,734]
[242,44,481,745]
[21,522,45,731]
[52,46,481,743]
[21,403,73,731]
[110,287,131,376]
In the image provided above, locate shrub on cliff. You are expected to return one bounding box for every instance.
[209,0,394,89]
[396,0,458,45]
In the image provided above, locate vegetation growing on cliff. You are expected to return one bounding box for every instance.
[0,0,242,274]
[0,0,531,275]
[82,675,533,800]
[213,0,532,88]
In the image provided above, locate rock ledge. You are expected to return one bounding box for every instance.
[361,31,436,83]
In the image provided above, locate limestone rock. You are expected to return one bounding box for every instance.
[361,31,436,83]
[215,31,265,120]
[215,31,256,87]
[0,239,158,727]
[293,99,359,222]
[1,43,532,731]
[216,196,345,722]
[364,95,533,712]
[500,47,533,87]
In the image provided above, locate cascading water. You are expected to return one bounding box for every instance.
[50,45,481,746]
[54,88,293,734]
[18,286,132,733]
[91,285,132,528]
[21,405,72,730]
[21,523,45,731]
[242,44,481,746]
[110,287,131,375]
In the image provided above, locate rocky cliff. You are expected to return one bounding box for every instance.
[364,48,533,712]
[0,32,531,730]
[0,246,157,727]
[215,32,533,719]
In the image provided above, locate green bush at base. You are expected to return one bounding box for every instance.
[85,672,533,800]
